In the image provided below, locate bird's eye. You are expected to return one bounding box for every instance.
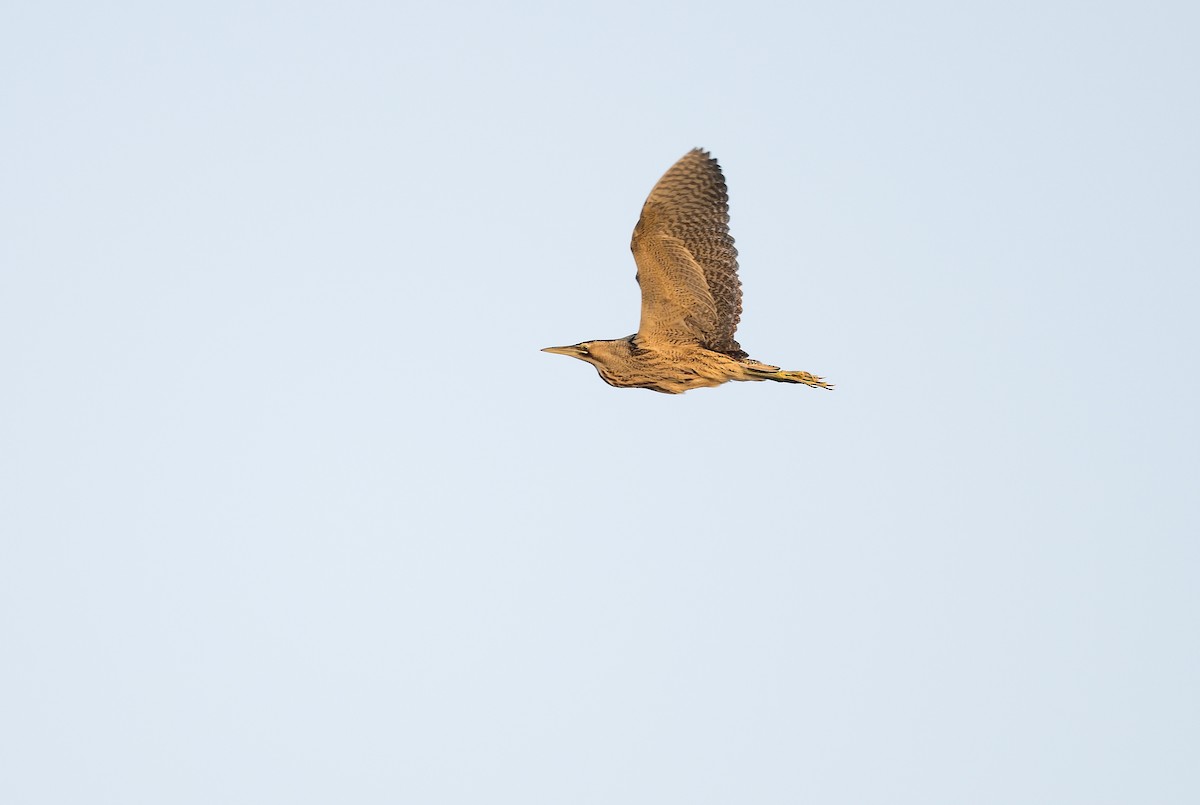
[579,346,589,354]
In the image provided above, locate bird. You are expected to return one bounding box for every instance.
[542,148,833,394]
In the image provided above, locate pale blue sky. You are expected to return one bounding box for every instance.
[2,1,1198,803]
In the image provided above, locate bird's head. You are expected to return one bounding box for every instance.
[541,338,635,384]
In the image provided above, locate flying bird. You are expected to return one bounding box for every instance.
[543,148,832,394]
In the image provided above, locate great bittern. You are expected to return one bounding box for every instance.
[543,148,833,394]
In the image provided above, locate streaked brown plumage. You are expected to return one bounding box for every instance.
[543,149,832,394]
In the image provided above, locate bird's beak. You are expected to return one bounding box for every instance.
[541,345,583,357]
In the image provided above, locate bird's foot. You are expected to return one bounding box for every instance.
[777,370,834,390]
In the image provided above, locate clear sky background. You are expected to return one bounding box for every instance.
[2,1,1197,803]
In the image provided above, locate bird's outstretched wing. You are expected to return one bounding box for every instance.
[631,149,745,357]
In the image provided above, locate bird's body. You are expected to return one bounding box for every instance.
[543,149,831,394]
